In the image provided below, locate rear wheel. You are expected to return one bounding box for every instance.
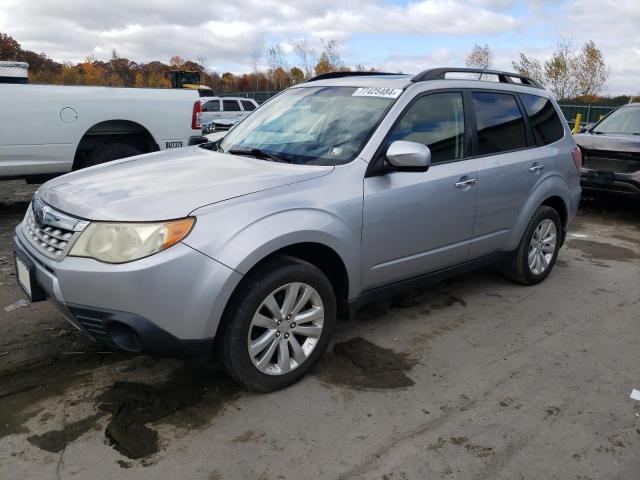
[502,206,562,285]
[77,142,142,169]
[216,256,336,392]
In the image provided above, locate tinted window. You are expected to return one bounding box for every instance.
[520,93,564,145]
[472,92,527,155]
[202,100,220,112]
[223,100,241,112]
[388,92,465,163]
[241,100,256,111]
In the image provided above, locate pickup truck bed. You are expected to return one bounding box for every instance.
[0,84,203,180]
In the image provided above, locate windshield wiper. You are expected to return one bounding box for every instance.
[228,148,293,163]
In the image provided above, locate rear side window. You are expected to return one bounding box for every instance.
[241,100,256,111]
[202,100,220,112]
[520,93,564,145]
[223,100,241,112]
[388,92,465,163]
[472,92,527,155]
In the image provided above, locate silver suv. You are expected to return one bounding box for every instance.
[13,68,582,392]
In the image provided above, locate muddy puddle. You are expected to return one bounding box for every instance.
[97,363,240,459]
[315,337,417,390]
[567,239,639,263]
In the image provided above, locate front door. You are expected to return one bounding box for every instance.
[362,91,479,290]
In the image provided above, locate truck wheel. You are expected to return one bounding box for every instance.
[78,143,142,169]
[501,205,562,285]
[216,255,336,392]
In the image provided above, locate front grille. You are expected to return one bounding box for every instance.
[582,149,640,173]
[21,196,87,261]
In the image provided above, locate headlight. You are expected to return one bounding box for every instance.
[69,218,195,263]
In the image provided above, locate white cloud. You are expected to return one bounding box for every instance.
[0,0,636,94]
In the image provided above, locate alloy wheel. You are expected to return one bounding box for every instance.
[528,219,557,275]
[247,282,324,375]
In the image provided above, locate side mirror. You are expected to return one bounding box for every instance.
[386,141,431,171]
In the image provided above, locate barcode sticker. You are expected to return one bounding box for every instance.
[352,88,403,99]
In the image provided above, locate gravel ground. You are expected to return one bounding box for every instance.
[0,179,639,480]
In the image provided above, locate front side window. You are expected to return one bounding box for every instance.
[223,100,241,112]
[241,100,256,111]
[387,92,465,163]
[217,86,396,165]
[520,93,564,145]
[592,106,640,135]
[472,92,527,155]
[202,100,220,112]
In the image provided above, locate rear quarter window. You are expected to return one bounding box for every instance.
[241,100,256,111]
[520,93,564,145]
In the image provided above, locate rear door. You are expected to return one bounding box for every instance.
[468,90,552,258]
[222,99,244,122]
[362,90,479,289]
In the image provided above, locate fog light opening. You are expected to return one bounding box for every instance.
[106,321,142,352]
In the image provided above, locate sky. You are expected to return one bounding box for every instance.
[0,0,637,95]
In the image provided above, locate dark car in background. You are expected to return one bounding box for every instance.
[574,103,640,198]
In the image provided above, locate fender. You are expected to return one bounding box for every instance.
[505,173,570,250]
[184,206,363,298]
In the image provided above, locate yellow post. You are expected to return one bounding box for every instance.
[599,114,605,121]
[572,113,582,134]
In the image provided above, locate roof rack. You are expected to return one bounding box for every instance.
[411,68,543,89]
[304,71,402,83]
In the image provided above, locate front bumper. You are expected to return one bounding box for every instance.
[14,226,243,357]
[580,169,640,197]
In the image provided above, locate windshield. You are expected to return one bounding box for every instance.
[217,86,397,165]
[592,106,640,135]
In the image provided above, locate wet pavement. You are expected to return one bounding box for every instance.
[1,180,639,479]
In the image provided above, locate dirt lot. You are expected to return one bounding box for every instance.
[1,180,639,480]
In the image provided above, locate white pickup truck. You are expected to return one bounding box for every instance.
[0,61,205,181]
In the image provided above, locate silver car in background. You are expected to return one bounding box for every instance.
[13,68,581,392]
[200,96,259,125]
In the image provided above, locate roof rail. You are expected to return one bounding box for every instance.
[304,71,403,83]
[411,67,543,89]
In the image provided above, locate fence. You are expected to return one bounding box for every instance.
[558,104,617,125]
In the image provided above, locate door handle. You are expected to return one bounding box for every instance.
[529,164,544,173]
[455,178,477,188]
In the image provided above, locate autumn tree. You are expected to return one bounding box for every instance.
[314,52,332,75]
[294,40,316,79]
[290,66,304,84]
[466,44,493,73]
[59,62,81,85]
[221,72,235,92]
[0,32,21,59]
[576,40,608,96]
[511,53,545,85]
[512,39,609,100]
[79,56,104,85]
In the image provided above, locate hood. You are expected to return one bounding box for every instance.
[574,133,640,153]
[38,147,333,221]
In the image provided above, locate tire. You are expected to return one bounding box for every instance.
[501,205,562,285]
[216,255,336,392]
[77,143,142,169]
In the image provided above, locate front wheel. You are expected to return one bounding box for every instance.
[216,256,336,392]
[501,206,562,285]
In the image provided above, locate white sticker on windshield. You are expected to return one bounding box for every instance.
[352,87,403,99]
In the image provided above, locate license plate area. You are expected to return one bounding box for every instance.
[14,251,46,302]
